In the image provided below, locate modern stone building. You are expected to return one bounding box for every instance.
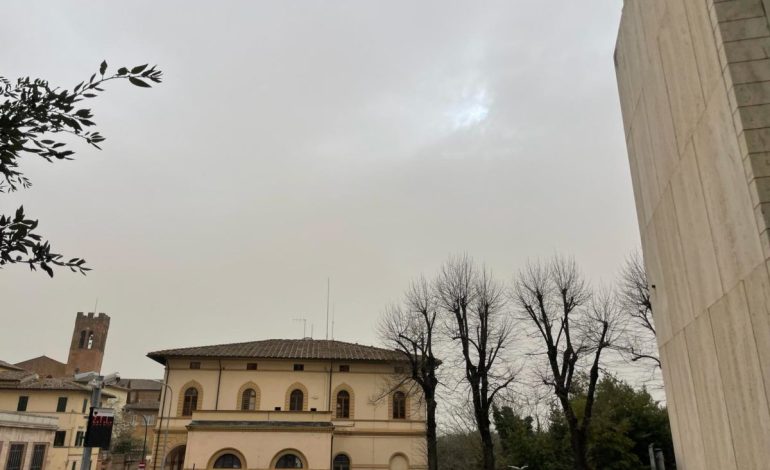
[147,339,425,470]
[615,1,770,468]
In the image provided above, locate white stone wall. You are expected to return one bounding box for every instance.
[615,0,770,468]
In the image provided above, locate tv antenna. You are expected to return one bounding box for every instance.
[293,317,308,338]
[325,278,330,340]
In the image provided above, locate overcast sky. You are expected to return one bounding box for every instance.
[0,1,636,379]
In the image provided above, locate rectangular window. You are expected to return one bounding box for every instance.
[5,444,25,470]
[189,362,201,369]
[71,462,77,470]
[339,365,350,372]
[293,364,304,371]
[82,399,88,414]
[16,396,28,412]
[53,431,66,447]
[56,397,68,412]
[246,363,258,370]
[75,431,85,447]
[29,444,46,470]
[274,406,281,411]
[146,415,156,425]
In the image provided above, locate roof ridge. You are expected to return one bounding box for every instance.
[147,338,403,365]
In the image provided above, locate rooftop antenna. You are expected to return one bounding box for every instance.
[325,277,330,340]
[293,317,307,338]
[310,323,314,339]
[93,298,99,314]
[331,303,336,340]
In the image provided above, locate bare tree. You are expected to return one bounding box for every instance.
[379,277,441,470]
[512,256,620,470]
[436,255,516,470]
[617,251,660,368]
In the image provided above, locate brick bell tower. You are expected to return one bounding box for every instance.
[65,312,110,376]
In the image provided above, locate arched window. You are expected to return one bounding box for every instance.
[335,390,350,418]
[78,331,87,349]
[164,445,186,470]
[213,454,242,468]
[332,454,350,470]
[275,454,303,468]
[392,391,406,419]
[182,388,198,416]
[289,389,304,411]
[241,389,256,411]
[87,333,94,349]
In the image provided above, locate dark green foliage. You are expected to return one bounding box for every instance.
[493,406,572,470]
[0,61,162,276]
[588,375,674,470]
[493,375,675,470]
[437,431,483,470]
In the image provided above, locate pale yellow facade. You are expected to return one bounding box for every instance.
[0,389,92,470]
[615,0,770,468]
[0,411,57,470]
[149,350,426,470]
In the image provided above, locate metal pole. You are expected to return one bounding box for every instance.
[81,379,103,470]
[153,381,173,470]
[648,444,656,470]
[654,448,666,470]
[141,414,148,464]
[130,412,149,463]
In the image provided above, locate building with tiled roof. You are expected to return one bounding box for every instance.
[147,338,407,364]
[0,360,23,372]
[0,370,110,470]
[147,338,423,470]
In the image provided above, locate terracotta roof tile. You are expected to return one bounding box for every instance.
[0,370,93,393]
[148,339,404,364]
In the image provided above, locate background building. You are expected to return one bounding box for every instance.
[147,339,425,470]
[15,312,110,379]
[615,0,770,468]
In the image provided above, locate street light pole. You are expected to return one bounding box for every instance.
[128,411,150,464]
[80,380,103,470]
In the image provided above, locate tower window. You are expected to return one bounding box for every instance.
[246,363,258,370]
[293,364,304,371]
[339,365,350,372]
[56,397,68,412]
[87,333,94,349]
[78,331,87,349]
